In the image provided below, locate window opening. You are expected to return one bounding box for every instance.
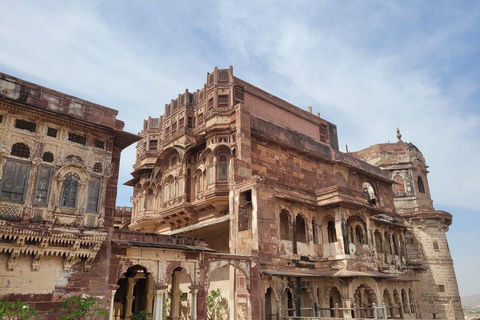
[295,215,307,243]
[362,182,376,205]
[60,173,79,209]
[94,139,105,149]
[0,160,30,203]
[149,140,158,151]
[34,165,53,207]
[417,176,425,193]
[327,220,336,243]
[93,162,103,173]
[15,119,36,132]
[87,177,101,213]
[280,209,291,240]
[42,151,54,163]
[217,154,228,182]
[238,190,252,231]
[68,132,87,145]
[218,95,229,108]
[11,143,30,158]
[47,127,58,138]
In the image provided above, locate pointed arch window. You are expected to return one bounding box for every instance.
[60,173,79,209]
[417,176,425,193]
[295,215,307,243]
[327,221,336,243]
[280,209,291,240]
[217,154,228,182]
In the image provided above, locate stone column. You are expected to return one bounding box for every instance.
[171,270,182,320]
[189,286,198,320]
[152,285,167,320]
[146,276,154,314]
[125,277,135,320]
[109,288,117,320]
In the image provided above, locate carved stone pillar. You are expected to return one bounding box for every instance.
[190,286,198,320]
[125,277,135,320]
[152,286,167,320]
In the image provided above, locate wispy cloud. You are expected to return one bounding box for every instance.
[0,0,479,295]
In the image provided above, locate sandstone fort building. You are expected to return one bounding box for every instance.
[0,67,463,320]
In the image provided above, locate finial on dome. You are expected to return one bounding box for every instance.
[396,127,402,142]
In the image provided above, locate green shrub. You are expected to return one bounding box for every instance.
[49,295,107,320]
[0,299,38,320]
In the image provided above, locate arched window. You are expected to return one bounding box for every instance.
[145,188,154,211]
[11,142,30,158]
[280,209,291,240]
[295,215,307,243]
[312,219,318,244]
[385,232,392,254]
[392,234,399,256]
[60,173,79,209]
[327,221,336,243]
[42,152,54,163]
[375,230,384,253]
[355,225,365,245]
[217,154,228,182]
[362,182,376,205]
[417,176,425,193]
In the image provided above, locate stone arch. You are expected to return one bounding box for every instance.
[327,286,342,317]
[10,142,30,158]
[282,287,295,317]
[295,213,307,243]
[322,215,337,244]
[362,182,376,205]
[265,286,279,320]
[207,259,251,320]
[114,264,156,320]
[354,284,378,318]
[417,176,425,194]
[374,229,384,253]
[167,266,192,320]
[280,209,292,241]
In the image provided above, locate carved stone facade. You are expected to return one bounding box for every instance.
[0,68,464,320]
[125,67,463,320]
[0,72,139,314]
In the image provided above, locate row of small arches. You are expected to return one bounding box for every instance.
[10,142,103,173]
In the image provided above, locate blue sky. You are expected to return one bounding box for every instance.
[0,1,479,297]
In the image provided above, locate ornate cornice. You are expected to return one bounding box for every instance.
[0,224,106,272]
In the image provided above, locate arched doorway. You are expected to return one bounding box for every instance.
[329,287,342,317]
[168,267,192,320]
[114,265,155,320]
[207,262,250,320]
[354,284,377,318]
[282,288,295,317]
[265,287,278,320]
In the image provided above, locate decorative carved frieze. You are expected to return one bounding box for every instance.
[0,225,106,271]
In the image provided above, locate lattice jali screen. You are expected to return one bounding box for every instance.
[0,203,22,220]
[85,215,97,228]
[31,209,44,222]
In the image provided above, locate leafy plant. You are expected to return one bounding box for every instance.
[0,299,38,320]
[207,289,229,320]
[131,310,152,320]
[49,295,107,320]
